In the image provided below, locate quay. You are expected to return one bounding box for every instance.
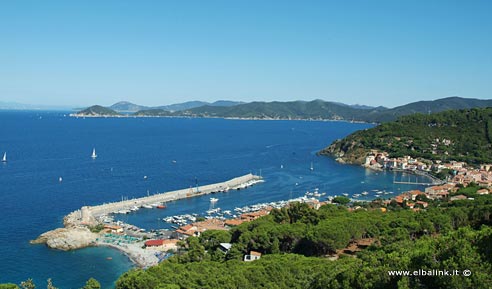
[67,173,263,226]
[393,181,438,186]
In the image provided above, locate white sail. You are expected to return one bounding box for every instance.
[91,148,97,159]
[2,152,6,162]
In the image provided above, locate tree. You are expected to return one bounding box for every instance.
[0,284,19,289]
[332,196,351,205]
[81,278,101,289]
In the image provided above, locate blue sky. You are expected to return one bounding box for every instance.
[0,0,491,107]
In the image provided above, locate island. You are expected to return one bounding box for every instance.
[70,105,123,117]
[71,97,492,123]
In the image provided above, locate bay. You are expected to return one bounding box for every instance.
[0,111,429,288]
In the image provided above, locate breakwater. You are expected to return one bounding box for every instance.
[65,174,262,227]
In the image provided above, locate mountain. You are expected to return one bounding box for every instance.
[177,100,379,120]
[366,96,492,122]
[210,100,245,107]
[107,100,244,113]
[155,101,210,112]
[155,100,244,112]
[320,107,492,164]
[74,97,492,122]
[70,105,122,117]
[178,97,492,122]
[109,101,149,112]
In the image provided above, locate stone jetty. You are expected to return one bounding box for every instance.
[32,174,262,252]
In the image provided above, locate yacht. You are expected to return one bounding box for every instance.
[2,152,6,162]
[91,148,97,159]
[210,197,219,203]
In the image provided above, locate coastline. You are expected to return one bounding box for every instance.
[96,241,159,268]
[69,113,375,124]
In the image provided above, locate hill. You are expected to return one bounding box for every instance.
[73,97,492,122]
[109,101,149,112]
[178,100,384,120]
[71,105,122,117]
[170,97,492,122]
[320,107,492,164]
[366,96,492,122]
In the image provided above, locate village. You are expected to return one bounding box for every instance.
[89,150,492,268]
[363,150,492,209]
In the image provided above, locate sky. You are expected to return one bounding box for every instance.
[0,0,491,108]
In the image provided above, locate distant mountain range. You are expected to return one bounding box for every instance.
[109,100,244,113]
[71,96,492,123]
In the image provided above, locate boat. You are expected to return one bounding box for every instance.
[361,191,369,196]
[210,197,219,203]
[310,162,314,171]
[157,204,166,209]
[59,177,63,182]
[91,148,97,159]
[2,152,6,162]
[280,164,284,169]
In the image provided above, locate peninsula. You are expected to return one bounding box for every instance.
[71,97,492,123]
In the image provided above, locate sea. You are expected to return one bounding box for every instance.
[0,111,431,289]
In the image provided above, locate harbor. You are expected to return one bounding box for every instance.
[32,173,264,266]
[67,173,263,227]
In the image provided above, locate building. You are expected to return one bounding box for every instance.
[104,225,124,234]
[144,239,180,251]
[244,251,262,262]
[219,243,232,253]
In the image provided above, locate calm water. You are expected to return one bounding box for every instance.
[0,111,429,288]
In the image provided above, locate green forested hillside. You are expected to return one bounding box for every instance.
[321,107,492,164]
[73,105,122,116]
[115,196,492,289]
[73,97,492,122]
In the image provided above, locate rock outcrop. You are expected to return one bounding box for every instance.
[31,227,98,251]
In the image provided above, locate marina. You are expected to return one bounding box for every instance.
[65,174,264,227]
[0,112,423,288]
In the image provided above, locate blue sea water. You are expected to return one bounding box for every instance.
[0,111,430,288]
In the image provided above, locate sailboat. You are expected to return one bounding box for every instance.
[2,152,6,162]
[91,148,97,159]
[310,161,314,171]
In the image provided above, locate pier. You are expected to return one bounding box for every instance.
[69,174,263,226]
[392,181,438,186]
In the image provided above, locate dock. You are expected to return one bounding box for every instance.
[66,174,263,226]
[393,181,438,186]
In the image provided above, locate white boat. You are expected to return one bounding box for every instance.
[2,152,6,162]
[91,148,97,159]
[59,177,63,183]
[310,162,314,171]
[361,191,369,196]
[210,197,219,203]
[280,164,284,169]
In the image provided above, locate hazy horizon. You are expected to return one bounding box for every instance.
[1,1,491,108]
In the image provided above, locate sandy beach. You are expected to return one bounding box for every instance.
[96,241,159,268]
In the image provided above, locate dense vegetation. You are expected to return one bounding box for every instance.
[0,277,101,289]
[74,105,122,116]
[321,107,492,164]
[115,195,492,289]
[75,97,492,123]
